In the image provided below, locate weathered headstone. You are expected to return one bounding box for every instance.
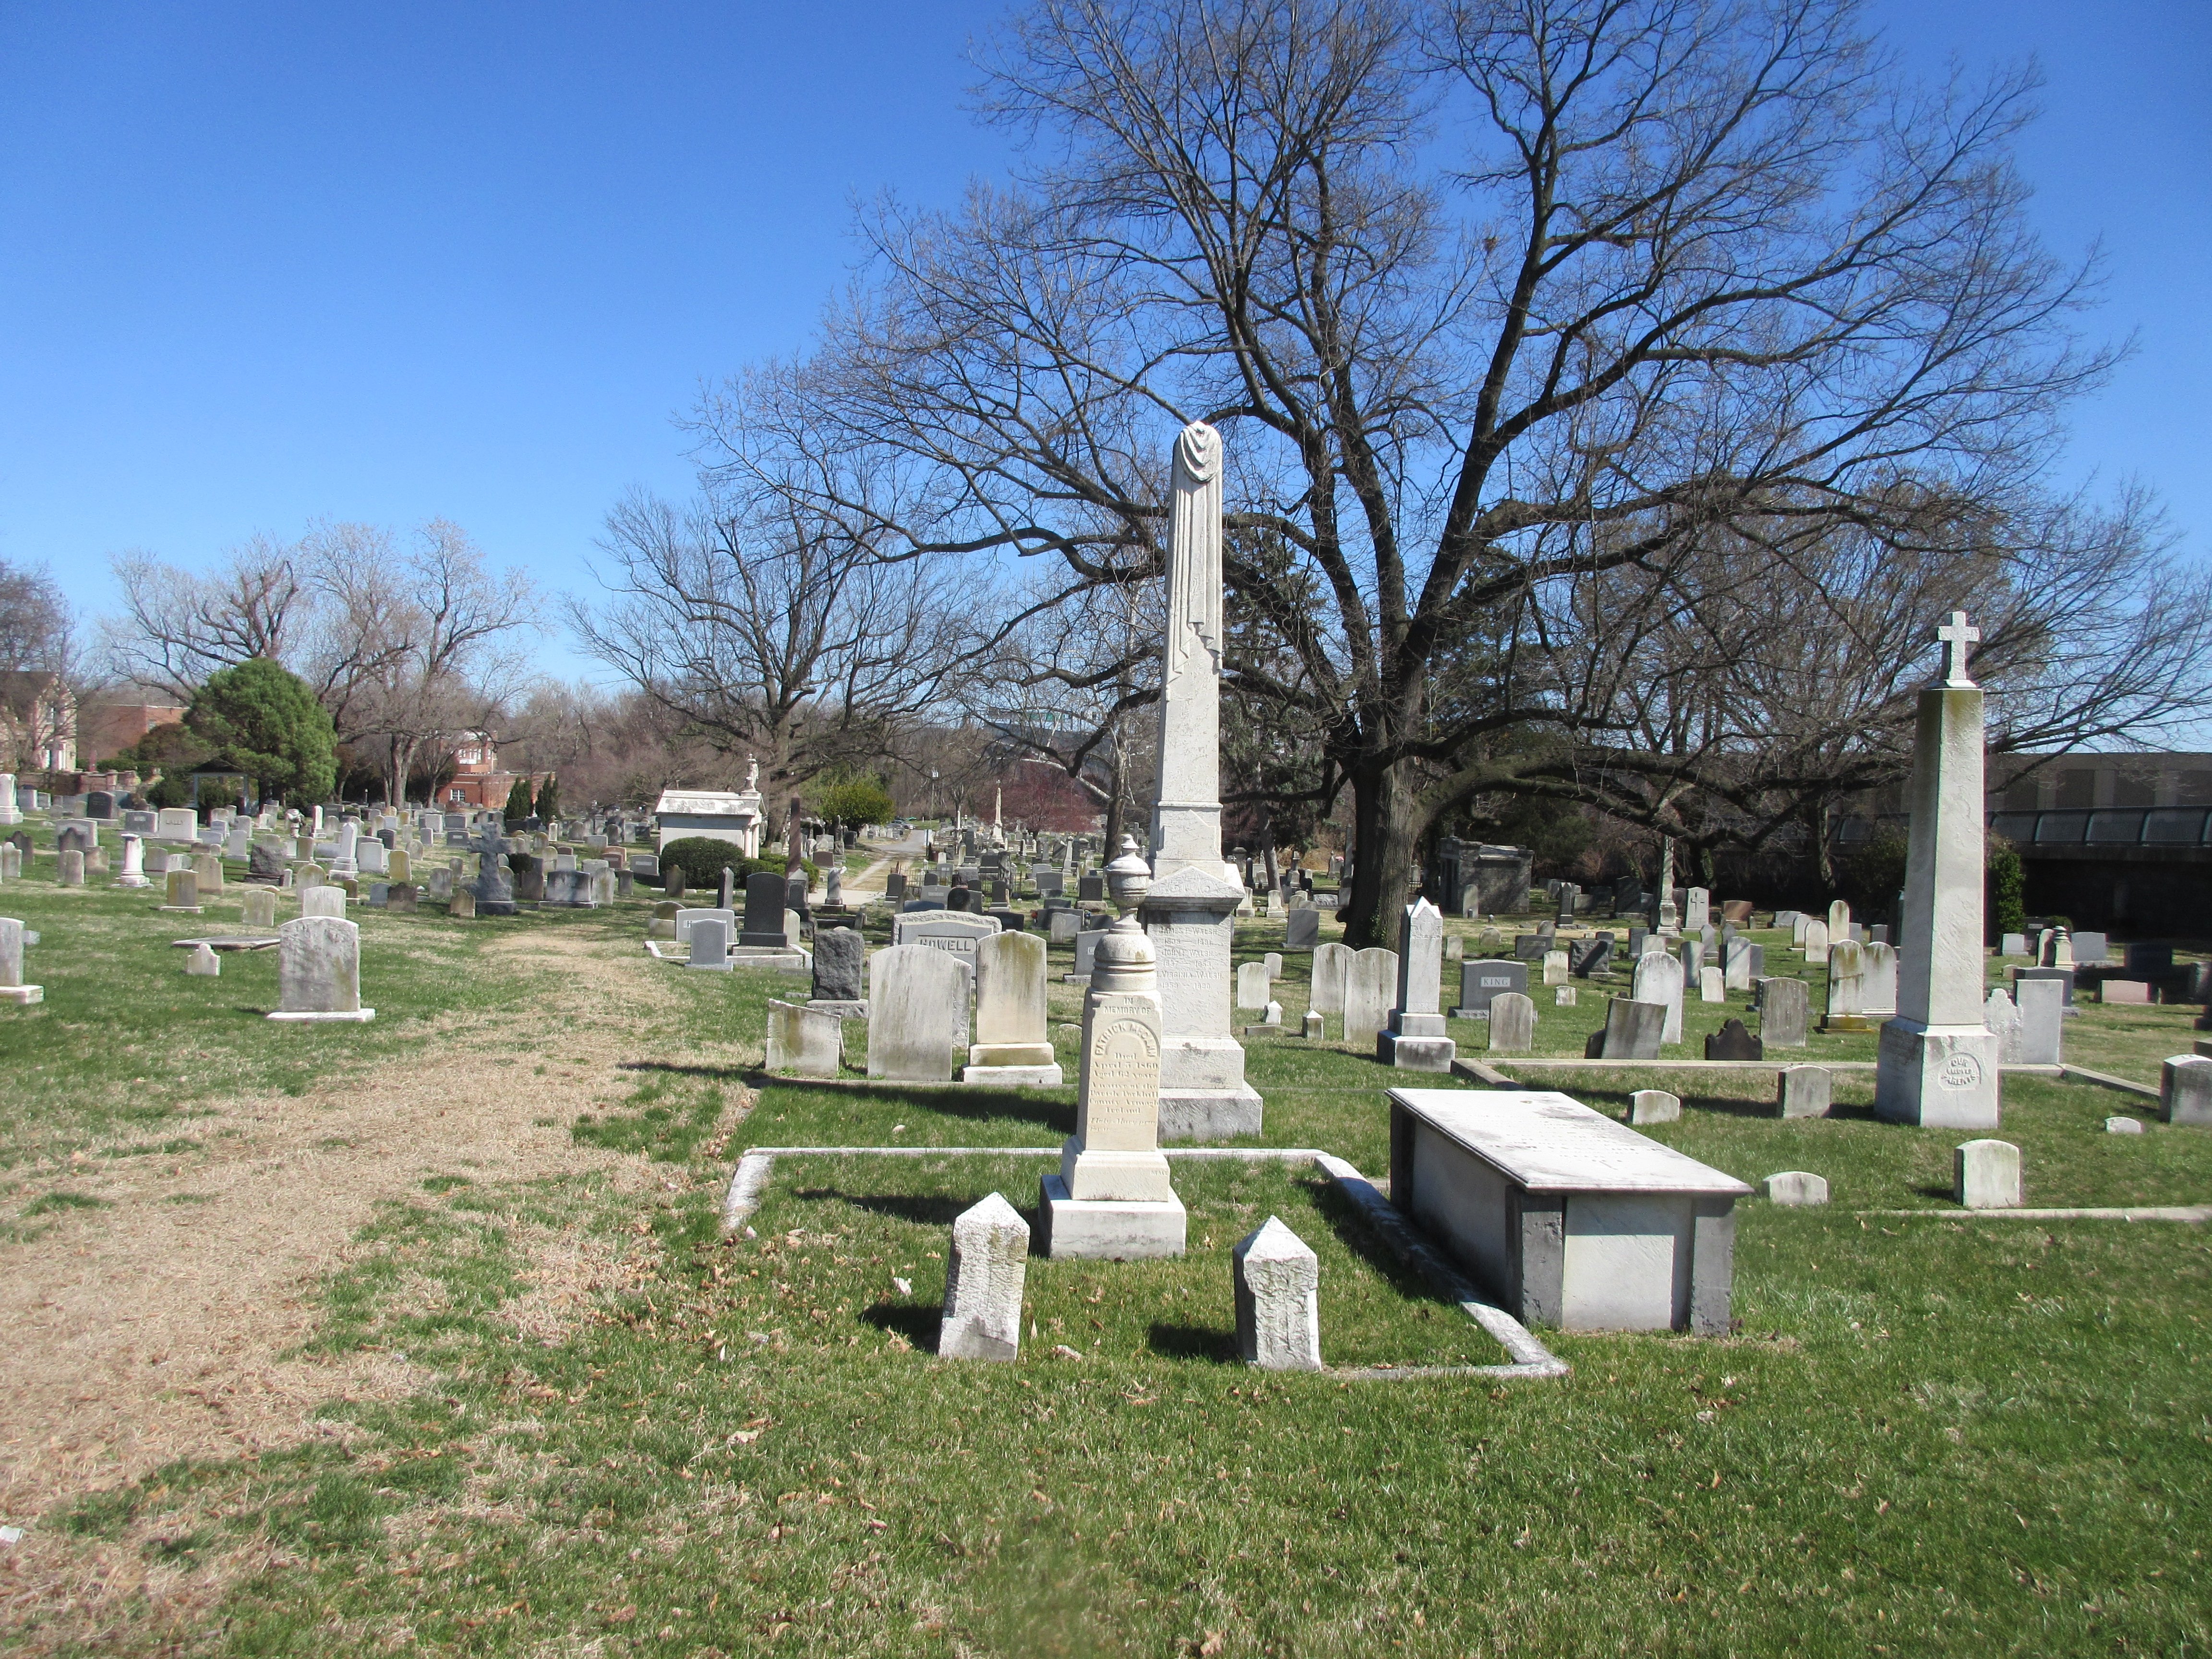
[965,930,1060,1084]
[159,868,200,912]
[1379,900,1453,1070]
[1764,1171,1829,1206]
[1777,1065,1833,1119]
[267,915,373,1022]
[764,998,842,1078]
[0,915,41,1004]
[1984,988,2024,1062]
[938,1192,1030,1360]
[867,944,970,1082]
[1758,976,1809,1048]
[2013,975,2064,1066]
[1631,950,1685,1045]
[1310,941,1354,1026]
[1487,990,1536,1053]
[184,942,221,977]
[1704,1018,1762,1060]
[1699,966,1725,1002]
[1823,939,1874,1031]
[810,925,867,1015]
[240,887,278,928]
[1586,995,1662,1060]
[1284,907,1320,950]
[1630,1089,1680,1126]
[1237,960,1272,1011]
[2161,1056,2212,1126]
[1343,947,1398,1050]
[1954,1139,2020,1208]
[686,916,732,970]
[1233,1217,1322,1371]
[1801,918,1831,966]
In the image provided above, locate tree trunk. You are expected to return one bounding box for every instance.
[1340,761,1425,949]
[1102,744,1128,853]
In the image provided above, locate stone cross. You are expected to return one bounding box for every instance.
[1936,610,1980,687]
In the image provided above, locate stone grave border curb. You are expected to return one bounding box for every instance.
[1856,1205,2209,1223]
[717,1143,1567,1382]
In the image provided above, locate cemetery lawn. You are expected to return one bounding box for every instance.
[5,886,2211,1655]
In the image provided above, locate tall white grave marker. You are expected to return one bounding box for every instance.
[1875,613,2000,1127]
[1140,420,1262,1140]
[1040,866,1186,1259]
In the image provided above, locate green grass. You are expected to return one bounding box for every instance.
[12,866,2212,1655]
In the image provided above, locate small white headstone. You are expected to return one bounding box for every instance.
[1237,960,1272,1011]
[184,943,221,977]
[1343,948,1397,1048]
[1629,1089,1680,1125]
[1954,1139,2020,1208]
[1699,965,1725,1002]
[1232,1216,1321,1371]
[938,1192,1029,1361]
[2160,1056,2212,1127]
[2105,1116,2143,1135]
[1763,1171,1829,1206]
[1488,991,1535,1053]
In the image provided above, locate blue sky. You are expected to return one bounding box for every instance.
[2,0,2206,685]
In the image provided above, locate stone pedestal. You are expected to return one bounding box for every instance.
[1876,636,2001,1129]
[1042,915,1186,1259]
[1141,865,1261,1139]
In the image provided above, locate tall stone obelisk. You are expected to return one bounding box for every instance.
[1142,420,1263,1140]
[1875,611,2000,1128]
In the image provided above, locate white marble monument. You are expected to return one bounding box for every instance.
[1140,420,1262,1141]
[1875,613,2001,1127]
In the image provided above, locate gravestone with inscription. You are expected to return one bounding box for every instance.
[1039,915,1185,1258]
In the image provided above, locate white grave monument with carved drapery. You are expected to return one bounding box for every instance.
[1139,420,1262,1141]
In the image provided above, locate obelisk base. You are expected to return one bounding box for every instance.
[1874,1020,2000,1128]
[1038,1174,1187,1260]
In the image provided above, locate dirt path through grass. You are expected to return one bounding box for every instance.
[0,927,718,1528]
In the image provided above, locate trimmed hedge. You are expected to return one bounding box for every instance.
[658,838,819,892]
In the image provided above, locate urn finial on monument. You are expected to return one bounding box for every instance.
[1875,608,2000,1127]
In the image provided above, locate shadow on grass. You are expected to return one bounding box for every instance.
[1681,1094,1785,1120]
[1306,1175,1444,1304]
[860,1301,942,1349]
[1913,1183,1958,1202]
[790,1187,979,1228]
[805,1084,1078,1137]
[1145,1322,1238,1363]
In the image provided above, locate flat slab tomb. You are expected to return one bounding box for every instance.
[1386,1088,1750,1334]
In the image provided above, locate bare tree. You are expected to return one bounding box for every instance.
[682,0,2210,943]
[572,487,977,835]
[0,558,78,773]
[99,538,305,699]
[315,520,539,805]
